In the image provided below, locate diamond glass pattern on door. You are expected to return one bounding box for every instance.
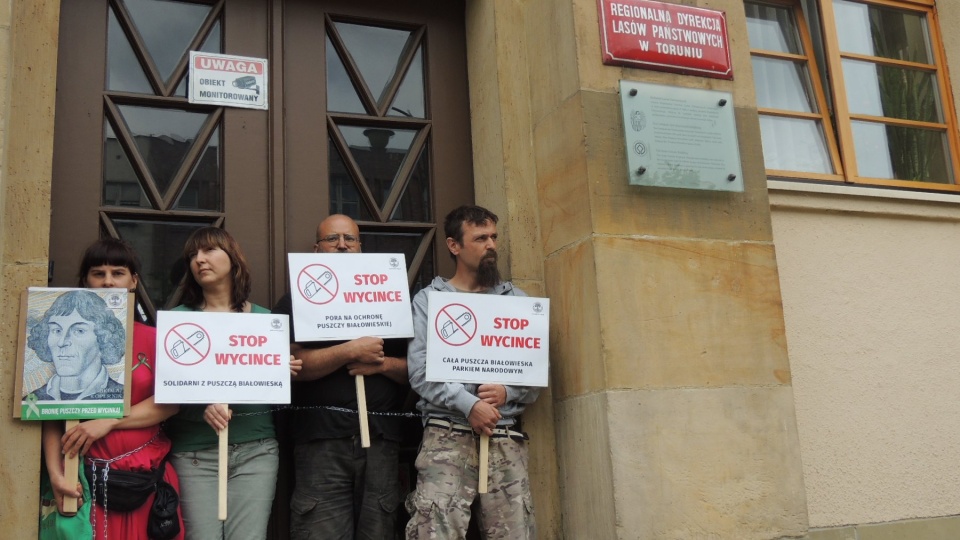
[326,16,434,289]
[101,0,225,317]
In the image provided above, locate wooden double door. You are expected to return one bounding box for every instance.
[50,1,473,537]
[51,0,473,316]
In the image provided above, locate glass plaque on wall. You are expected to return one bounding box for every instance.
[620,80,744,192]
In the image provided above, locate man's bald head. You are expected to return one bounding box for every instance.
[314,214,361,253]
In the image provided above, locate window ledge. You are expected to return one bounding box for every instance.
[768,179,960,222]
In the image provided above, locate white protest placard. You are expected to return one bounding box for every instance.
[189,51,268,110]
[425,291,549,387]
[288,253,414,342]
[154,311,290,404]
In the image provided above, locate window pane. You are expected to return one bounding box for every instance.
[752,57,815,112]
[327,36,366,114]
[842,59,941,122]
[338,125,417,210]
[113,219,210,308]
[103,121,151,208]
[391,142,431,222]
[117,105,210,197]
[107,7,152,94]
[388,46,425,119]
[852,121,952,183]
[176,19,221,97]
[759,115,833,174]
[745,2,802,54]
[333,22,412,105]
[329,140,373,220]
[124,0,211,84]
[834,0,931,63]
[174,127,221,211]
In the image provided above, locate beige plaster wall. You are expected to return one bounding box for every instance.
[0,0,60,535]
[770,184,960,528]
[768,0,960,531]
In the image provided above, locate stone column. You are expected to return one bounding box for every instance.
[0,1,61,536]
[467,0,808,537]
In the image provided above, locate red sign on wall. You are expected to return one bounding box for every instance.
[597,0,733,80]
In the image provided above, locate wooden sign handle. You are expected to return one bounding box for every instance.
[356,375,370,448]
[479,433,490,493]
[62,419,80,513]
[218,406,228,521]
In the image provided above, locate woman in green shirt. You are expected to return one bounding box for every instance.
[164,227,288,540]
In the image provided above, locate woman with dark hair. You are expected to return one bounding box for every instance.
[164,227,297,539]
[41,237,185,539]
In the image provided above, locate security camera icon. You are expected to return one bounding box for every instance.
[304,271,334,298]
[170,331,206,358]
[233,75,260,96]
[441,312,473,339]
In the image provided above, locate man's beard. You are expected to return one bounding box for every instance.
[477,251,501,289]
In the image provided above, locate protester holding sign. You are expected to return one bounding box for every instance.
[405,206,540,539]
[272,214,408,540]
[41,238,184,539]
[165,227,295,540]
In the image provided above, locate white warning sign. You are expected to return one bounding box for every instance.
[189,51,268,110]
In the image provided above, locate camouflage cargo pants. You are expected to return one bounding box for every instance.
[405,425,535,539]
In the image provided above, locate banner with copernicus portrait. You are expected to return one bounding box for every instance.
[13,287,133,420]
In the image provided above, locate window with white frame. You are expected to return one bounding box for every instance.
[745,0,960,190]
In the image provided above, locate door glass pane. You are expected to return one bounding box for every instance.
[391,143,431,222]
[388,46,425,118]
[842,59,941,122]
[852,121,952,182]
[834,0,931,63]
[176,19,221,97]
[333,21,412,104]
[330,141,373,220]
[123,0,211,84]
[326,36,366,114]
[752,57,815,112]
[174,127,221,210]
[107,7,153,94]
[360,231,434,293]
[744,2,802,54]
[759,115,833,174]
[117,105,209,196]
[112,219,210,308]
[103,121,151,208]
[338,125,417,209]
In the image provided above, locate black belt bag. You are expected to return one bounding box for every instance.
[85,460,166,512]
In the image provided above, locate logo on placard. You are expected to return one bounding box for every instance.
[389,257,400,269]
[532,302,543,314]
[271,318,282,330]
[297,264,339,305]
[435,303,477,346]
[107,293,124,308]
[164,323,211,366]
[634,141,647,156]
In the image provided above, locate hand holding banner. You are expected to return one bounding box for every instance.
[288,252,414,446]
[424,291,550,493]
